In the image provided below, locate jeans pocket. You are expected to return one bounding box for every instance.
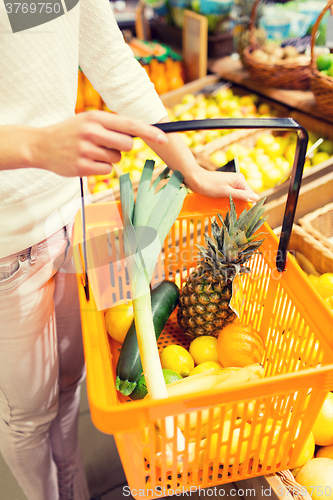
[0,255,30,292]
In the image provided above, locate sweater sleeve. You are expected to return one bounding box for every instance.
[78,0,168,124]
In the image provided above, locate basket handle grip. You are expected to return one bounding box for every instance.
[155,117,308,273]
[310,0,333,71]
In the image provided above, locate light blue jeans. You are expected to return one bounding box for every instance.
[0,225,89,500]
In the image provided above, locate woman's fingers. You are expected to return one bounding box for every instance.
[87,111,168,145]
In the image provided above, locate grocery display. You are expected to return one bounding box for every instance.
[201,129,333,192]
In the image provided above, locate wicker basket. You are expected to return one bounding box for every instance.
[299,202,333,253]
[275,224,333,274]
[242,0,311,90]
[310,1,333,117]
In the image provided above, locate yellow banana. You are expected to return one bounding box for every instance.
[213,363,264,391]
[145,367,241,401]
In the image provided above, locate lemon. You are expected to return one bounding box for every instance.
[189,361,223,376]
[189,336,219,365]
[160,345,194,377]
[312,151,330,166]
[105,299,133,343]
[93,181,109,193]
[309,274,333,300]
[312,392,333,446]
[295,458,333,500]
[320,273,333,288]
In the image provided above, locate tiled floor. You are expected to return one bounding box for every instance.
[0,378,128,500]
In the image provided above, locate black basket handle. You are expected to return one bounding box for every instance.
[155,118,308,273]
[80,117,308,301]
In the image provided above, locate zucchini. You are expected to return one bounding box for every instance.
[115,280,180,396]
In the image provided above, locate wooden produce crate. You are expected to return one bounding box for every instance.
[264,170,333,241]
[299,203,333,252]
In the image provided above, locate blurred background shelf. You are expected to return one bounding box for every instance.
[209,56,333,125]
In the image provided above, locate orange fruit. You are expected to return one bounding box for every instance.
[217,323,265,367]
[312,392,333,446]
[295,458,333,500]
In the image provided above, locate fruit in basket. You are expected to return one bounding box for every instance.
[177,197,267,337]
[253,418,287,466]
[252,41,310,65]
[316,53,333,72]
[189,361,223,375]
[189,336,219,365]
[216,323,265,368]
[311,392,333,446]
[130,369,182,400]
[295,458,333,500]
[115,280,180,396]
[308,273,333,300]
[316,443,333,459]
[206,420,252,466]
[160,345,195,377]
[105,299,133,343]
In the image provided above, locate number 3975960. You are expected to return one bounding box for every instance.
[5,3,61,14]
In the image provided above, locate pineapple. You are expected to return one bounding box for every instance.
[177,196,267,338]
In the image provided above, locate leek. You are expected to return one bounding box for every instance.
[119,160,188,445]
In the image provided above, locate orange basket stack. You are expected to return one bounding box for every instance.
[73,119,333,497]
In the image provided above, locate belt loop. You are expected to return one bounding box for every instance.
[30,244,38,265]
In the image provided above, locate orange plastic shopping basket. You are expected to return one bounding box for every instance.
[73,118,333,497]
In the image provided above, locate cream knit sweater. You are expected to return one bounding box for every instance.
[0,0,167,258]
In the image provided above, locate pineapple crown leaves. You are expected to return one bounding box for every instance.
[197,195,268,274]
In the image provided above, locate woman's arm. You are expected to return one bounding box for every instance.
[0,111,167,176]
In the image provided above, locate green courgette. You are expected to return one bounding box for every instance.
[115,280,180,396]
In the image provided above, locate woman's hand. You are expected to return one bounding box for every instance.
[34,111,168,177]
[186,168,259,202]
[0,111,168,176]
